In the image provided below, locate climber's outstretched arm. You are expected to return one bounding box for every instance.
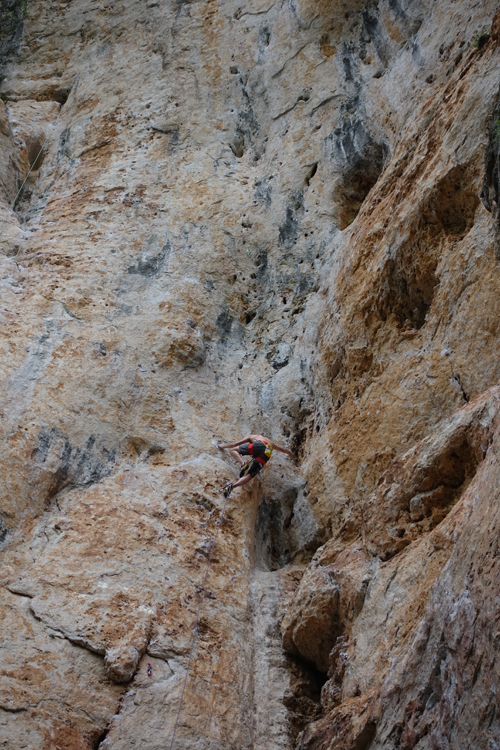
[271,442,294,458]
[218,436,252,450]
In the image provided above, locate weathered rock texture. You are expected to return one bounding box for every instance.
[1,1,500,749]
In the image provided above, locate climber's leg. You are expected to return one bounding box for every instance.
[229,473,254,490]
[230,448,246,466]
[221,456,262,495]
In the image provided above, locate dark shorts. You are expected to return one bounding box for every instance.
[238,441,268,459]
[238,443,266,478]
[239,459,263,478]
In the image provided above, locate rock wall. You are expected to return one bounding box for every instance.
[1,1,500,749]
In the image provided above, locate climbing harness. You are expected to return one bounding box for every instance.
[259,440,273,463]
[242,440,273,466]
[168,488,231,750]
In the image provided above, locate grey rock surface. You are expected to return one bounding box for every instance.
[1,1,500,749]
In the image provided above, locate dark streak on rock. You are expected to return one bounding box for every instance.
[31,427,116,501]
[279,190,304,248]
[127,234,172,277]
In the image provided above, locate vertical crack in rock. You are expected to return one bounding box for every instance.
[481,82,500,257]
[249,571,294,750]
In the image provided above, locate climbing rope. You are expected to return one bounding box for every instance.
[0,139,43,256]
[168,487,231,750]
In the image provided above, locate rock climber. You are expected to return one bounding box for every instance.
[218,434,294,497]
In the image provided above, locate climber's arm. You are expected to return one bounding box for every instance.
[218,436,252,450]
[271,442,294,458]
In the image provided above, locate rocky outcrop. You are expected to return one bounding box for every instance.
[1,1,500,749]
[296,409,500,749]
[284,387,500,742]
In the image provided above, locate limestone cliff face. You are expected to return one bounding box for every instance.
[1,1,500,749]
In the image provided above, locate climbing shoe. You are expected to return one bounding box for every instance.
[222,483,233,499]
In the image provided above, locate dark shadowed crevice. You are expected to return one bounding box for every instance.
[423,164,479,238]
[230,128,245,158]
[305,162,318,187]
[327,100,386,229]
[291,421,311,459]
[12,137,49,211]
[377,252,438,330]
[94,723,112,750]
[254,487,298,571]
[373,164,479,331]
[27,138,45,170]
[283,655,327,742]
[481,86,500,258]
[0,513,7,544]
[49,87,70,105]
[334,138,384,229]
[352,721,377,750]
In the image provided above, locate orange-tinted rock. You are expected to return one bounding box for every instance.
[1,0,500,748]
